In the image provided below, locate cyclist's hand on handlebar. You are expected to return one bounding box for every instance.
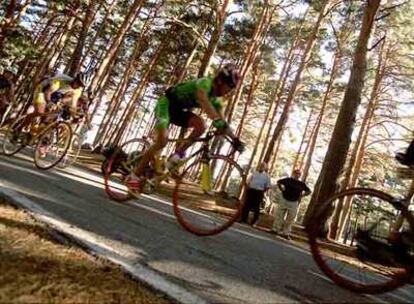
[213,118,229,131]
[232,138,245,153]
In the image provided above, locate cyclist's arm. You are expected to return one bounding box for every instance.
[215,109,238,139]
[197,88,221,121]
[60,92,74,105]
[197,89,240,143]
[44,84,55,104]
[57,92,79,118]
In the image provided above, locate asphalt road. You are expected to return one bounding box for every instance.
[0,152,413,303]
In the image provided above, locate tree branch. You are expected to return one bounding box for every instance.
[162,17,208,47]
[368,35,386,51]
[365,138,410,149]
[380,1,409,12]
[375,12,391,21]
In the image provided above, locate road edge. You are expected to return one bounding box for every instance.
[0,185,207,304]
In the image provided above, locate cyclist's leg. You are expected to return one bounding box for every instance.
[21,91,46,129]
[174,113,206,154]
[134,96,169,176]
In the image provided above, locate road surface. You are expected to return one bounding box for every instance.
[0,153,413,303]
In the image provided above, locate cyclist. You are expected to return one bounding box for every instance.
[21,72,88,130]
[34,72,88,115]
[0,66,17,123]
[126,64,245,193]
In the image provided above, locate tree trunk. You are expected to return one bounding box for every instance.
[269,131,284,174]
[303,0,381,226]
[246,37,298,171]
[225,5,272,121]
[236,65,261,137]
[92,12,156,145]
[90,0,146,96]
[47,16,77,71]
[0,0,17,48]
[301,49,342,182]
[111,44,164,145]
[262,1,329,163]
[67,0,96,75]
[333,41,388,239]
[80,0,119,68]
[198,0,230,77]
[292,109,315,174]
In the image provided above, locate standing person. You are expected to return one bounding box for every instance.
[240,162,272,226]
[0,66,17,124]
[272,169,311,240]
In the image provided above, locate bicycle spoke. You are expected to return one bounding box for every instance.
[34,123,72,170]
[308,188,414,293]
[104,138,148,202]
[173,155,246,236]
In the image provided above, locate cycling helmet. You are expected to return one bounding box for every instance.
[217,64,241,88]
[74,72,89,86]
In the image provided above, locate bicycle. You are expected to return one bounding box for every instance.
[58,119,91,168]
[2,102,73,170]
[0,99,16,128]
[306,163,414,294]
[104,131,247,236]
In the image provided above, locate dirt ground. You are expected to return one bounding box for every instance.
[0,200,172,304]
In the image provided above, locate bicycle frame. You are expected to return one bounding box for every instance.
[120,131,237,191]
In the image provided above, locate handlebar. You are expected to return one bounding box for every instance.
[197,131,245,154]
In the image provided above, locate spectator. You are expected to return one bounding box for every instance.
[240,162,271,226]
[272,169,311,240]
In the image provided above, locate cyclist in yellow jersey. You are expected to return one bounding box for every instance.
[33,73,87,115]
[126,64,245,193]
[21,73,88,129]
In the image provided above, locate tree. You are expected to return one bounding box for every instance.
[304,0,381,225]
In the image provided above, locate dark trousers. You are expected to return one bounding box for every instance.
[241,188,264,225]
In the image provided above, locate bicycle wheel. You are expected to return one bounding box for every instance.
[308,188,414,294]
[34,122,73,170]
[2,116,27,156]
[104,138,149,202]
[58,134,81,168]
[173,155,246,236]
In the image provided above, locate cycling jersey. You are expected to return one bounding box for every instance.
[155,77,223,129]
[34,74,82,107]
[166,77,223,111]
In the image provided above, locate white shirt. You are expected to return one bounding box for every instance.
[248,171,271,191]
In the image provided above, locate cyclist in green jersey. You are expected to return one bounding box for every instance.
[127,64,245,192]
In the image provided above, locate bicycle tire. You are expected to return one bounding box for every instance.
[307,187,414,294]
[34,121,73,170]
[59,134,82,168]
[173,154,246,236]
[2,115,27,156]
[103,138,149,202]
